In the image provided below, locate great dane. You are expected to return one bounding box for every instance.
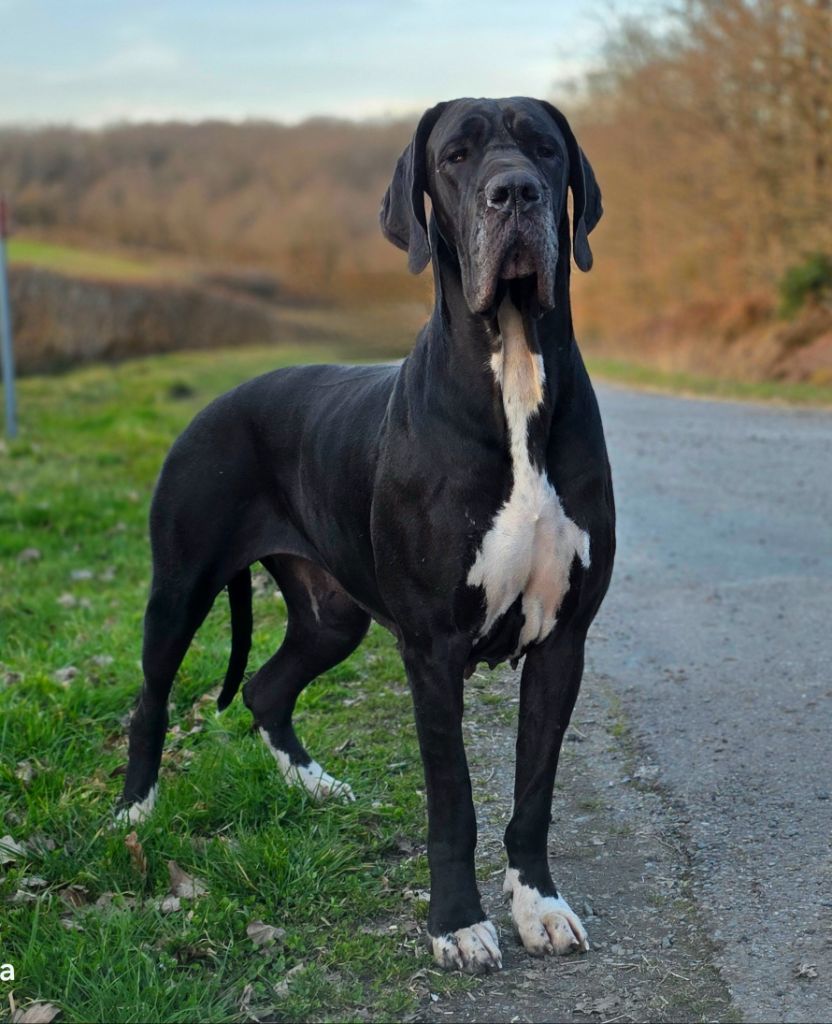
[119,96,615,973]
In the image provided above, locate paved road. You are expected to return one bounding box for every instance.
[589,385,832,1022]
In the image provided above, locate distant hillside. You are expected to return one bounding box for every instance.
[0,119,418,301]
[2,1,830,386]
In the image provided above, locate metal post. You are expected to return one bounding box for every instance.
[0,194,18,438]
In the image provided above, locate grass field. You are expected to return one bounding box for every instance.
[6,238,177,283]
[0,346,476,1023]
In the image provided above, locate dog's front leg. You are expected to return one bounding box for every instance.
[503,629,590,956]
[402,640,502,974]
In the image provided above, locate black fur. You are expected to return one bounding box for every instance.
[120,97,615,969]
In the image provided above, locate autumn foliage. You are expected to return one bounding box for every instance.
[1,0,830,377]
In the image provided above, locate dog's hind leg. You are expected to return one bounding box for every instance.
[117,579,214,824]
[244,555,370,802]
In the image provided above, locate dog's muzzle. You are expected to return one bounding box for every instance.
[463,171,558,315]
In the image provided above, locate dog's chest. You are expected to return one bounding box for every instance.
[467,302,589,654]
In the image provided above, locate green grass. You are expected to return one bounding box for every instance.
[0,346,471,1023]
[6,238,172,282]
[587,356,832,407]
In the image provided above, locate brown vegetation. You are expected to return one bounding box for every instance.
[1,0,830,379]
[571,1,832,340]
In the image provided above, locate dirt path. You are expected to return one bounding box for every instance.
[418,665,738,1024]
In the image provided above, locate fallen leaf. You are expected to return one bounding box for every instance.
[247,920,286,947]
[15,761,34,785]
[11,890,39,903]
[12,1003,61,1024]
[59,885,90,909]
[20,876,48,890]
[0,834,26,864]
[53,665,78,684]
[125,831,148,878]
[273,963,306,999]
[795,962,818,980]
[239,983,254,1015]
[60,918,84,931]
[17,547,42,562]
[167,860,207,899]
[91,655,114,668]
[157,895,181,915]
[56,594,77,609]
[27,833,56,854]
[94,892,114,910]
[173,941,215,964]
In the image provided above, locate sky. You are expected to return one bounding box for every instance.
[0,0,642,127]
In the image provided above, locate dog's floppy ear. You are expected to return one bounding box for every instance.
[380,102,448,274]
[539,101,602,272]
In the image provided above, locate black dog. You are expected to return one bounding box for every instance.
[119,97,615,973]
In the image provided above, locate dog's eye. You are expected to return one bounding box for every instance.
[447,148,467,164]
[537,144,556,159]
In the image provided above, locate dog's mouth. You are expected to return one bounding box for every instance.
[499,243,537,282]
[493,274,539,317]
[467,219,558,318]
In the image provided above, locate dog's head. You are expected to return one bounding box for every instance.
[380,97,602,315]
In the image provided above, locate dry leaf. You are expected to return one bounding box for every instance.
[20,876,48,890]
[125,831,148,878]
[238,983,254,1015]
[167,860,207,899]
[0,834,26,864]
[59,885,90,909]
[246,920,286,948]
[273,963,306,998]
[158,895,181,914]
[17,547,42,562]
[15,761,34,785]
[795,962,818,980]
[12,1003,61,1024]
[11,890,39,903]
[173,942,215,964]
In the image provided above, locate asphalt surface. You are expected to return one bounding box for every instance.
[588,385,832,1022]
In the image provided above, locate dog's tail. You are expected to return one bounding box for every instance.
[217,567,253,711]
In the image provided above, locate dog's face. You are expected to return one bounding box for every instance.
[380,97,603,317]
[427,98,565,314]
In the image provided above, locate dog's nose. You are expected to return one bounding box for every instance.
[485,172,542,213]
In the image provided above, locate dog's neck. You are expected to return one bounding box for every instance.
[406,216,576,445]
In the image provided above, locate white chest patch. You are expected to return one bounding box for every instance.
[467,299,589,655]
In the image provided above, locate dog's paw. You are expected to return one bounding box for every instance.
[113,785,158,826]
[504,868,589,956]
[260,731,355,802]
[430,920,502,974]
[289,761,355,802]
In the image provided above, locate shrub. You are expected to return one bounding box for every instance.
[778,253,832,319]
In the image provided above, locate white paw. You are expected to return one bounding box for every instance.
[260,730,355,802]
[430,920,502,974]
[114,784,157,825]
[504,867,589,955]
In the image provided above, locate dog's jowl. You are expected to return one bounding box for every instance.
[119,97,615,974]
